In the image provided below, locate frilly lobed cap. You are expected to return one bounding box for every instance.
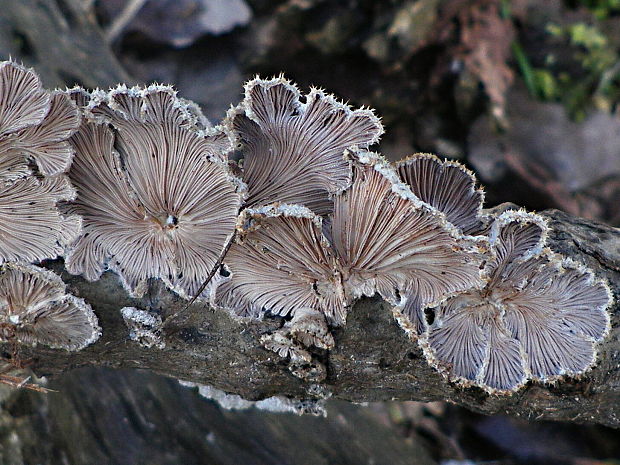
[63,85,245,298]
[226,76,384,215]
[395,153,486,235]
[212,149,486,327]
[0,60,82,265]
[213,203,347,324]
[422,210,613,392]
[331,151,487,332]
[0,263,100,351]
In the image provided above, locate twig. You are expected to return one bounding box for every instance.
[163,230,237,331]
[105,0,148,43]
[0,374,55,393]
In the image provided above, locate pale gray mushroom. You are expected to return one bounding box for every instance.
[120,307,165,349]
[64,85,244,298]
[214,203,348,324]
[213,150,486,332]
[331,151,487,334]
[0,263,100,351]
[287,307,334,350]
[226,76,383,214]
[260,307,333,364]
[422,210,613,393]
[260,332,313,363]
[0,61,80,181]
[0,174,81,265]
[0,61,82,265]
[395,153,486,235]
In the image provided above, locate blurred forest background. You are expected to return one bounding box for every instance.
[2,0,620,464]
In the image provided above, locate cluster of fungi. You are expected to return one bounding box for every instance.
[0,59,613,393]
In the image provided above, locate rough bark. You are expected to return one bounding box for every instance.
[11,208,618,428]
[0,368,436,465]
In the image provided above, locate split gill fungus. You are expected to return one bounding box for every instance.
[0,61,82,265]
[422,211,612,392]
[63,84,245,298]
[0,263,100,351]
[0,59,613,393]
[0,61,97,354]
[212,150,487,328]
[225,76,384,215]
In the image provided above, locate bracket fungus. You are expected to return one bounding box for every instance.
[421,210,613,393]
[214,203,347,324]
[225,76,384,215]
[63,85,245,298]
[391,153,489,335]
[330,151,486,329]
[213,150,486,333]
[0,263,100,351]
[395,153,486,236]
[0,61,82,265]
[0,59,611,402]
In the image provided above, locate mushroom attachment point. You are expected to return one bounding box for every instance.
[0,263,100,351]
[422,210,613,393]
[63,85,244,298]
[226,76,384,214]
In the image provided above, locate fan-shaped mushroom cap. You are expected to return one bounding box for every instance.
[0,61,80,181]
[226,76,383,214]
[215,150,486,329]
[0,263,100,351]
[331,150,487,334]
[214,204,348,324]
[395,153,485,235]
[0,62,81,265]
[0,61,50,139]
[423,210,612,392]
[64,85,244,298]
[0,175,81,265]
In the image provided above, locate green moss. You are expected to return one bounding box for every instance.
[511,11,620,119]
[572,0,620,19]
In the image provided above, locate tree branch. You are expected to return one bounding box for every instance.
[21,207,620,427]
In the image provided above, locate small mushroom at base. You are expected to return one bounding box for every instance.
[120,307,165,349]
[0,263,100,351]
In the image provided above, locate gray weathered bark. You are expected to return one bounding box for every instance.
[0,0,129,89]
[18,208,620,428]
[0,368,436,465]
